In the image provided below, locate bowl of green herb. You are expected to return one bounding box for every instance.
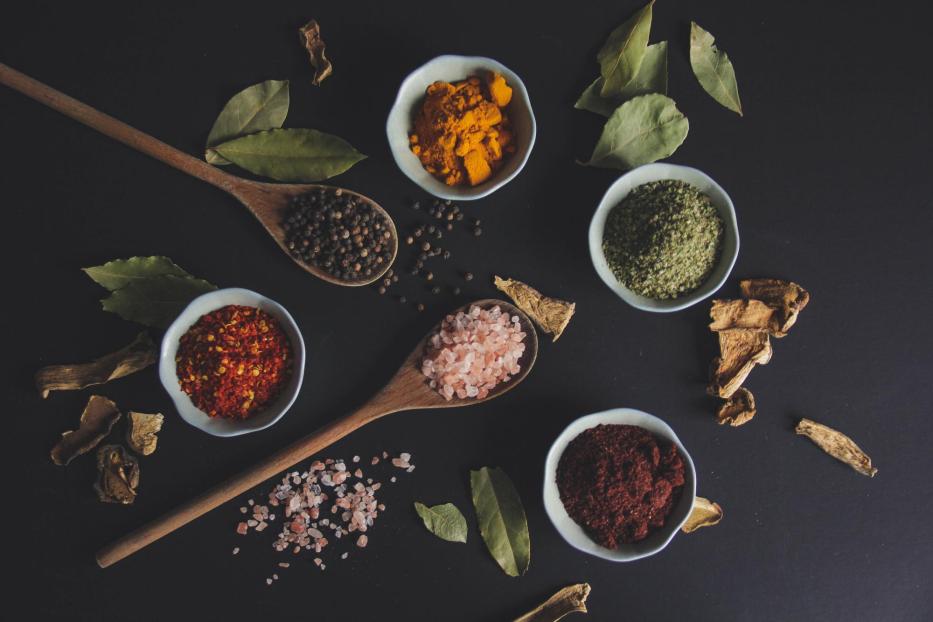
[588,163,739,312]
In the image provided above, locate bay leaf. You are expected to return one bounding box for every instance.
[414,501,468,543]
[470,466,530,577]
[575,41,668,117]
[596,0,654,96]
[205,79,290,165]
[583,93,688,170]
[213,128,367,182]
[100,274,217,328]
[689,22,743,116]
[83,256,191,291]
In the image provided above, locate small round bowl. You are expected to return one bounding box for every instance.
[543,408,697,562]
[386,54,536,201]
[588,163,740,312]
[159,288,306,437]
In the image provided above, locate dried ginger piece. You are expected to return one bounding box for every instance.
[717,387,756,426]
[708,329,772,398]
[299,19,332,86]
[709,299,778,333]
[50,395,121,466]
[740,278,810,337]
[126,411,164,456]
[95,444,140,504]
[682,497,724,533]
[495,276,576,342]
[796,418,877,477]
[514,583,591,622]
[36,332,156,398]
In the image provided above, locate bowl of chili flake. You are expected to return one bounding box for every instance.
[159,288,306,437]
[543,408,697,562]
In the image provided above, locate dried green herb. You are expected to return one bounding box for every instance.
[470,466,530,577]
[576,41,668,117]
[213,128,366,182]
[100,274,216,328]
[689,22,743,116]
[414,502,468,543]
[205,80,290,165]
[83,256,192,291]
[596,1,654,96]
[583,94,688,170]
[35,332,156,398]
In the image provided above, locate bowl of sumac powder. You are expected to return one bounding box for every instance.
[543,408,696,562]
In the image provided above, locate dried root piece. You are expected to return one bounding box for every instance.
[50,395,121,466]
[299,19,332,86]
[740,278,810,337]
[35,332,156,398]
[682,497,724,533]
[514,583,591,622]
[709,299,778,333]
[126,411,164,456]
[716,387,756,426]
[708,329,771,398]
[95,444,140,504]
[494,276,576,342]
[796,418,877,477]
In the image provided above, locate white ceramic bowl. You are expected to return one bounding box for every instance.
[159,288,306,437]
[543,408,697,562]
[386,54,536,201]
[588,163,740,312]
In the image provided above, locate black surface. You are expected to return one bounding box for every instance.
[4,1,932,620]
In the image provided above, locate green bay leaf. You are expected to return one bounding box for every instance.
[213,128,367,182]
[470,467,530,577]
[414,502,468,543]
[596,0,654,96]
[83,256,192,291]
[576,41,668,117]
[689,22,743,116]
[205,80,290,165]
[100,274,217,328]
[584,93,689,170]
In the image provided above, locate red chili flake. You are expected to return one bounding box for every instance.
[556,424,685,547]
[175,305,292,420]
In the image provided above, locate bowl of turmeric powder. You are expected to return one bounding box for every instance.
[387,55,536,200]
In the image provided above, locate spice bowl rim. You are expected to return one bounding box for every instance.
[385,53,536,201]
[542,408,697,562]
[588,163,740,312]
[158,287,306,438]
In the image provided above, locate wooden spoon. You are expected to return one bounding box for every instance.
[96,299,538,567]
[0,62,396,287]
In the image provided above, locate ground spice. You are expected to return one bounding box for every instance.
[556,424,685,547]
[175,305,291,420]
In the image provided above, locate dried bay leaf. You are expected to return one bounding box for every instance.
[470,466,530,577]
[682,497,724,533]
[575,41,668,117]
[583,93,688,170]
[205,80,290,165]
[596,1,654,96]
[36,332,156,398]
[514,583,591,622]
[796,418,878,477]
[689,22,743,116]
[101,274,217,328]
[50,395,121,466]
[95,444,140,504]
[213,128,366,182]
[414,502,468,543]
[83,256,191,291]
[299,19,333,86]
[494,276,575,342]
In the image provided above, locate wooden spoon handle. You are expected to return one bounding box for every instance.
[96,403,386,568]
[0,62,237,193]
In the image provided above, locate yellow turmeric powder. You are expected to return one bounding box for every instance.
[409,72,515,187]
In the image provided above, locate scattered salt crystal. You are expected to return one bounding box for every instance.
[237,522,248,535]
[371,456,380,465]
[313,557,322,566]
[400,452,411,462]
[356,535,368,548]
[352,455,360,463]
[354,468,363,478]
[266,578,273,586]
[247,519,258,527]
[407,465,416,473]
[390,476,397,483]
[248,499,255,506]
[273,573,279,580]
[341,552,349,559]
[279,562,290,568]
[239,507,247,514]
[232,547,240,555]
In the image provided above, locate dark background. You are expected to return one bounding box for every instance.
[3,1,931,620]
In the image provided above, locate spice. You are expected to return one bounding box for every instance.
[716,387,756,426]
[494,276,576,342]
[602,180,723,299]
[708,328,772,398]
[470,467,531,577]
[94,444,140,504]
[409,72,515,186]
[557,424,685,547]
[421,304,527,400]
[50,395,122,466]
[795,418,878,477]
[513,583,591,622]
[175,305,291,420]
[298,19,333,86]
[413,502,468,543]
[283,188,395,282]
[682,497,724,533]
[126,411,164,456]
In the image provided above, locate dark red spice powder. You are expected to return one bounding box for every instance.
[175,305,292,420]
[556,424,685,547]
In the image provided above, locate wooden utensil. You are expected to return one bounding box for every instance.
[96,299,538,567]
[0,62,396,287]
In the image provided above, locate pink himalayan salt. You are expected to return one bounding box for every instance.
[421,304,526,401]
